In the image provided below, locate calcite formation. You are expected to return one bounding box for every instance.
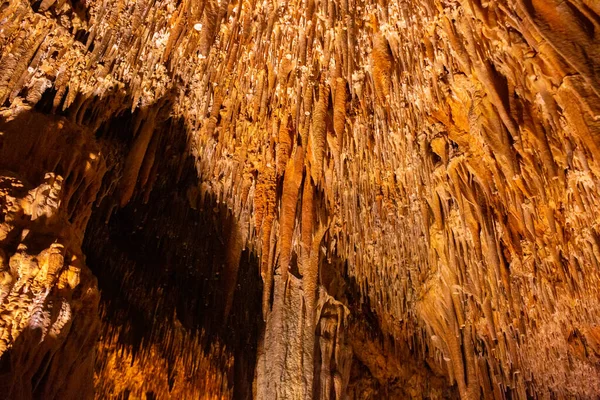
[0,172,100,399]
[1,0,600,398]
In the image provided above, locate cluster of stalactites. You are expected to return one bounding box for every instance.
[2,0,600,398]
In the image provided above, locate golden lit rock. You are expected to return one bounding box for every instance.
[1,0,600,398]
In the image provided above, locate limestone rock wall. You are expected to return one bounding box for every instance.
[0,0,599,398]
[0,114,102,398]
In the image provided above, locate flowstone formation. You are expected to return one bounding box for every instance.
[1,0,600,398]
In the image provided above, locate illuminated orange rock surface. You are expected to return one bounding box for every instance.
[1,0,600,398]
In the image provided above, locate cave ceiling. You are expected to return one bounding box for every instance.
[1,0,600,398]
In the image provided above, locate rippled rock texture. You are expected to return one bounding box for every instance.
[1,0,600,398]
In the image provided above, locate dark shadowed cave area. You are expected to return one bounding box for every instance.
[81,112,264,399]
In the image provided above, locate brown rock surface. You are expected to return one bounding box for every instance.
[1,0,600,398]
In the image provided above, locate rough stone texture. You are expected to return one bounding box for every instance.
[1,0,600,398]
[0,172,100,399]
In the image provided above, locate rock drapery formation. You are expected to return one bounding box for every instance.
[1,0,600,398]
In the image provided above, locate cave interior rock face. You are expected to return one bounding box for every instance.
[1,0,600,398]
